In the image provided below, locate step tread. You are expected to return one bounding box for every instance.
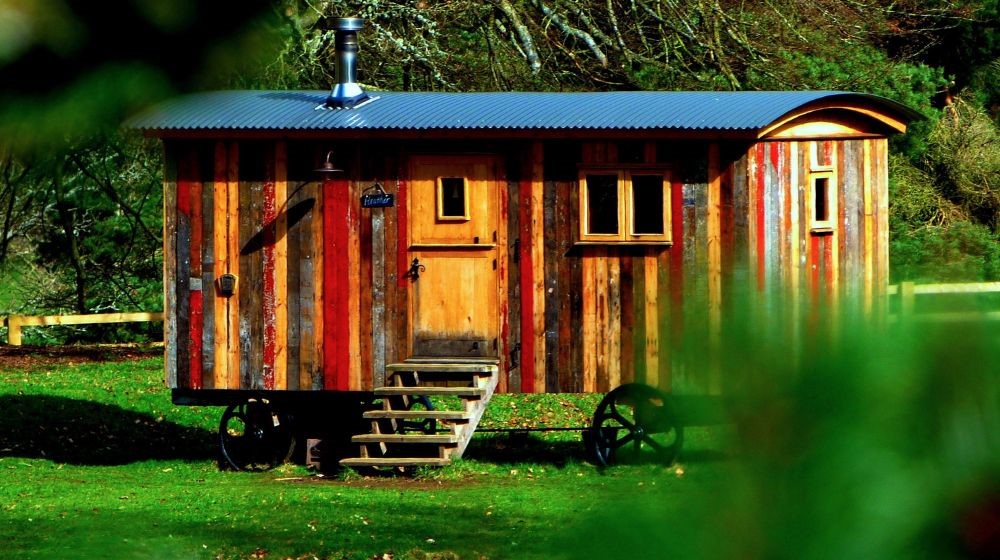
[400,357,500,364]
[340,457,452,467]
[386,362,498,374]
[364,410,471,420]
[374,386,486,397]
[352,433,460,444]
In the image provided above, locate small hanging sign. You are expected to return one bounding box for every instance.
[360,182,394,208]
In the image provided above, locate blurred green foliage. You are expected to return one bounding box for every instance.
[891,221,1000,282]
[561,308,1000,560]
[0,0,278,340]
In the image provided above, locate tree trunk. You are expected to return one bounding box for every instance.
[52,174,87,314]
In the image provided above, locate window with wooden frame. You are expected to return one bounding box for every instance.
[437,176,470,221]
[808,143,837,232]
[578,169,671,244]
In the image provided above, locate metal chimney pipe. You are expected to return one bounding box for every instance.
[325,17,369,109]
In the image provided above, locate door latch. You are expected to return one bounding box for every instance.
[405,258,426,281]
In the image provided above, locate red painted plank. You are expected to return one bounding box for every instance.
[519,171,535,394]
[176,156,194,390]
[810,234,821,302]
[188,158,204,390]
[668,176,684,363]
[669,177,684,309]
[189,293,203,388]
[262,156,277,390]
[824,230,835,293]
[755,143,767,291]
[323,177,351,391]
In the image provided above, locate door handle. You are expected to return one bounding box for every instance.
[405,258,426,281]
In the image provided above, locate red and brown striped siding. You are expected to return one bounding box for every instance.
[746,139,889,312]
[166,140,367,391]
[164,136,890,394]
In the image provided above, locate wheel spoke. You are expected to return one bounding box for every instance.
[608,410,636,431]
[642,435,664,451]
[610,432,634,449]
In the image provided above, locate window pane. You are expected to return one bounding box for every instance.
[814,177,829,222]
[587,174,619,234]
[440,177,467,218]
[631,175,664,234]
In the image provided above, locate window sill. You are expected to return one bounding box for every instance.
[574,240,673,247]
[810,227,835,235]
[409,243,497,249]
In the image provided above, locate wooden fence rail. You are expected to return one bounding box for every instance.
[887,281,1000,322]
[1,282,996,346]
[2,312,164,345]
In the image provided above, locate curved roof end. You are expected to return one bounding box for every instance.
[758,92,925,139]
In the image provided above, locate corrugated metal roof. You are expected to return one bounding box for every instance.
[127,90,921,133]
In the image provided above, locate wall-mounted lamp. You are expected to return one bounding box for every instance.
[314,151,344,175]
[217,273,238,298]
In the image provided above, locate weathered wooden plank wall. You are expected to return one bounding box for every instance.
[525,140,712,395]
[745,138,889,317]
[165,135,889,395]
[169,140,372,391]
[163,143,179,389]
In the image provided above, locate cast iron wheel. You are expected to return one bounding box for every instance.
[588,383,683,467]
[218,398,295,471]
[400,395,437,435]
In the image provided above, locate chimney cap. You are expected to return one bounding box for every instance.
[333,17,364,31]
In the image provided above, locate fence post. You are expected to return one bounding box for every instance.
[8,315,22,345]
[900,282,915,318]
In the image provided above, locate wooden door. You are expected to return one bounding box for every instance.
[408,155,503,358]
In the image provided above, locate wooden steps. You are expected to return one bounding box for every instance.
[340,457,451,468]
[374,386,486,397]
[363,410,471,420]
[339,359,499,471]
[352,433,459,444]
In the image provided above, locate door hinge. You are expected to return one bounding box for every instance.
[493,258,497,270]
[512,238,520,263]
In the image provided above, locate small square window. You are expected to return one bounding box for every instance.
[810,172,836,231]
[437,177,470,221]
[579,169,671,244]
[630,175,665,235]
[585,174,621,235]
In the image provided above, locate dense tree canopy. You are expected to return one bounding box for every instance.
[0,0,998,340]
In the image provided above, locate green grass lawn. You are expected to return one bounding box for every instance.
[0,355,732,560]
[4,321,996,560]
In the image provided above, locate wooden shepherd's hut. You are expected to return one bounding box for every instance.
[130,18,921,469]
